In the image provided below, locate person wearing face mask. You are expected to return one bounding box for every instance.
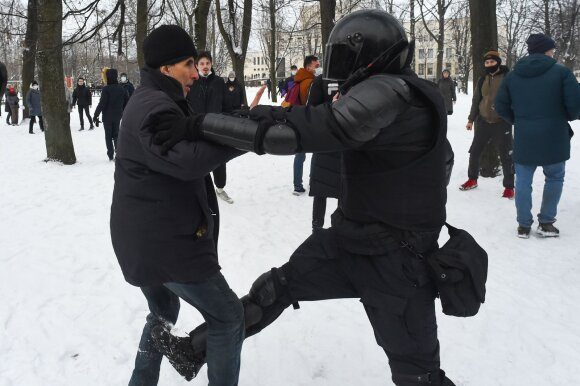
[280,65,298,97]
[460,51,514,200]
[72,77,94,131]
[223,71,246,113]
[120,72,135,98]
[25,80,44,134]
[187,51,234,204]
[290,55,320,195]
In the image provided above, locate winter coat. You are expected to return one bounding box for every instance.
[72,84,92,107]
[65,88,73,113]
[25,88,42,116]
[122,81,135,98]
[6,89,19,112]
[294,68,315,105]
[94,69,129,123]
[437,77,456,114]
[187,71,226,114]
[468,66,510,124]
[495,54,580,166]
[223,79,246,113]
[308,75,341,199]
[110,66,244,286]
[0,61,7,101]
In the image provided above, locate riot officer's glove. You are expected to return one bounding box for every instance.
[249,105,286,155]
[150,111,205,155]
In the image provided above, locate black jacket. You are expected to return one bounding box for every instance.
[94,69,129,123]
[437,77,456,114]
[307,75,341,199]
[72,85,92,107]
[223,79,246,113]
[187,71,226,113]
[110,67,244,287]
[122,81,135,98]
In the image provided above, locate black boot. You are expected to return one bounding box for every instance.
[150,325,204,381]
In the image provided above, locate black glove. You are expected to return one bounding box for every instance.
[150,111,205,155]
[93,116,100,127]
[248,105,286,155]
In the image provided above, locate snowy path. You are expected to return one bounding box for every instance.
[0,88,579,385]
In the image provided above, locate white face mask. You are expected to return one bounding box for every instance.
[291,70,297,76]
[228,77,235,82]
[120,76,127,83]
[314,67,323,76]
[31,84,39,90]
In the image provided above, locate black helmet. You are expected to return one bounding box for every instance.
[324,9,412,82]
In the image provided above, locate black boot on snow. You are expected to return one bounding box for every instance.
[537,223,559,237]
[517,226,531,239]
[151,324,205,381]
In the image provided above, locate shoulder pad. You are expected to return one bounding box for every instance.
[331,75,410,142]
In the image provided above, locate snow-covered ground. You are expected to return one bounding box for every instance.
[1,86,579,386]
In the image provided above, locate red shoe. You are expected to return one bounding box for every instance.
[459,179,478,191]
[502,188,515,199]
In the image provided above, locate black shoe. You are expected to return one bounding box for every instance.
[79,127,84,131]
[537,223,559,237]
[517,226,531,239]
[151,325,204,381]
[293,186,306,196]
[89,126,94,130]
[29,131,34,134]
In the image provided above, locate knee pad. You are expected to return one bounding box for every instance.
[248,268,291,308]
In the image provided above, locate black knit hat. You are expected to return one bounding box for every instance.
[527,33,556,54]
[143,25,197,68]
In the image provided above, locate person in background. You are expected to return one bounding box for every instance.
[187,51,234,204]
[460,50,514,200]
[291,55,319,195]
[5,85,19,126]
[65,81,74,114]
[120,72,135,98]
[437,69,456,115]
[93,68,129,161]
[72,77,94,131]
[0,61,7,119]
[25,80,44,134]
[266,78,272,99]
[223,71,246,112]
[280,65,297,97]
[495,33,580,238]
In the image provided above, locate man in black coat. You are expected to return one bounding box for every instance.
[187,51,234,204]
[307,75,342,231]
[110,25,245,385]
[0,61,7,118]
[149,10,457,386]
[223,71,246,113]
[72,77,94,130]
[93,68,129,160]
[120,72,136,98]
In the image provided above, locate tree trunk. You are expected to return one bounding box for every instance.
[469,0,500,177]
[22,0,39,120]
[319,0,336,57]
[268,0,277,102]
[436,1,445,78]
[544,0,551,36]
[409,0,415,41]
[194,0,211,51]
[136,0,148,69]
[37,0,76,164]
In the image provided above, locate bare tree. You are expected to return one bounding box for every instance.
[37,0,76,164]
[498,0,529,69]
[418,0,453,79]
[21,0,38,119]
[136,0,147,68]
[448,0,471,93]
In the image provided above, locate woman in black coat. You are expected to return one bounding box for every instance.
[307,75,342,231]
[223,71,246,113]
[437,69,456,115]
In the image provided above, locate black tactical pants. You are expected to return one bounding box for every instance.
[78,105,93,128]
[246,228,445,385]
[468,118,514,188]
[213,163,227,189]
[104,120,120,160]
[312,196,327,230]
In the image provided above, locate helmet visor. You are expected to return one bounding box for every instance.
[323,42,361,82]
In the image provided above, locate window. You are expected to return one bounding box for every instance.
[253,57,256,65]
[427,64,433,76]
[419,49,425,60]
[418,64,425,76]
[427,49,434,59]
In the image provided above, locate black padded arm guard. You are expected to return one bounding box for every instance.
[201,113,299,155]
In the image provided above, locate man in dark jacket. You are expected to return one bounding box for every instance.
[93,68,129,160]
[495,34,580,238]
[120,72,136,98]
[110,25,245,385]
[25,80,44,134]
[307,74,341,231]
[72,77,94,131]
[437,69,456,115]
[461,51,514,199]
[0,61,7,118]
[149,10,457,386]
[223,71,246,113]
[187,51,234,204]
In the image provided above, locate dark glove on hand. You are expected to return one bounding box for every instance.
[93,116,100,127]
[150,112,205,155]
[248,105,286,155]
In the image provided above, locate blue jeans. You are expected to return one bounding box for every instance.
[515,162,565,228]
[129,271,245,386]
[293,153,306,189]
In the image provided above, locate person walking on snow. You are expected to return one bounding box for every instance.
[495,34,580,238]
[460,51,515,199]
[5,86,19,126]
[120,72,135,98]
[437,69,456,115]
[72,77,94,131]
[25,80,44,134]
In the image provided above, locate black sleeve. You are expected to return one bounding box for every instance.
[93,88,108,118]
[72,88,78,106]
[306,75,325,106]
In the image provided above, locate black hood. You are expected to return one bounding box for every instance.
[106,68,119,85]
